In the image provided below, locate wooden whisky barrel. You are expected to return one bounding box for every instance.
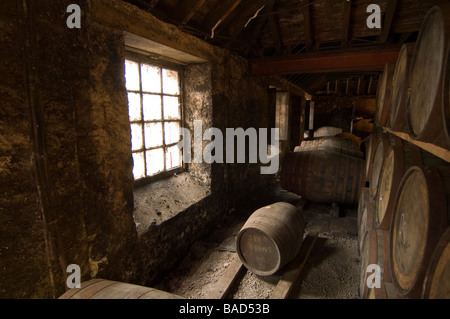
[58,279,183,299]
[375,62,395,127]
[359,229,391,298]
[368,133,393,200]
[422,227,450,299]
[390,166,448,298]
[357,187,374,254]
[375,140,422,231]
[236,202,306,276]
[407,3,450,149]
[294,136,364,158]
[388,43,415,132]
[280,150,365,205]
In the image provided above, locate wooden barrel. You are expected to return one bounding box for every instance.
[294,136,364,158]
[280,150,365,205]
[388,43,415,132]
[390,166,448,298]
[374,140,422,230]
[59,279,183,299]
[422,227,450,299]
[375,62,395,127]
[359,229,392,298]
[314,126,343,138]
[368,133,393,200]
[357,187,374,255]
[407,3,450,149]
[236,202,306,276]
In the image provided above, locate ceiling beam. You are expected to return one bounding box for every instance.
[252,48,400,75]
[303,0,313,51]
[267,1,282,54]
[176,0,207,25]
[203,0,242,38]
[377,0,398,43]
[242,0,275,56]
[341,0,352,47]
[149,0,160,8]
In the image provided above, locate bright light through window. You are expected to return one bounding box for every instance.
[125,58,182,180]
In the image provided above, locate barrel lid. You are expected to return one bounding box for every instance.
[375,145,405,231]
[390,166,447,297]
[237,227,281,276]
[423,228,450,299]
[408,4,450,140]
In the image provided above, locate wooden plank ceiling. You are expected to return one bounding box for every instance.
[123,0,439,96]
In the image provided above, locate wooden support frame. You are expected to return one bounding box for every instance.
[252,48,400,75]
[203,0,242,37]
[303,0,313,51]
[341,0,352,47]
[175,0,207,25]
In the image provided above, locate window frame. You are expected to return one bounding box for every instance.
[125,51,185,187]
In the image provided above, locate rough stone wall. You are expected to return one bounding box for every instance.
[0,0,300,298]
[0,1,53,299]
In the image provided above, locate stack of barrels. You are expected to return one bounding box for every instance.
[359,3,450,300]
[281,136,365,205]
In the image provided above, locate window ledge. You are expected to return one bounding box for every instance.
[133,172,211,236]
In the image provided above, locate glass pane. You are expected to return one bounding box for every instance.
[143,94,162,121]
[132,152,146,179]
[125,60,140,91]
[141,64,161,93]
[166,145,182,170]
[127,92,141,121]
[164,122,181,145]
[163,96,180,120]
[130,124,143,151]
[162,69,180,95]
[144,123,163,148]
[146,148,164,176]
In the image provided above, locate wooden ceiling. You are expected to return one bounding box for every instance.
[123,0,440,96]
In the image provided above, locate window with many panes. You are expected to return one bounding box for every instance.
[125,56,183,182]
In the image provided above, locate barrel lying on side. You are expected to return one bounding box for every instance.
[422,227,450,299]
[375,62,395,127]
[390,166,449,298]
[375,139,422,231]
[280,150,365,205]
[294,136,364,159]
[408,3,450,149]
[236,202,306,276]
[388,43,415,132]
[59,279,183,299]
[359,229,393,299]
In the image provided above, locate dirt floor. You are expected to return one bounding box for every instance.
[155,189,361,299]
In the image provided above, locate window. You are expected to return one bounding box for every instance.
[125,57,183,182]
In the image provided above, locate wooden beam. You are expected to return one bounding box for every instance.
[242,0,275,56]
[270,234,318,299]
[303,0,313,51]
[386,129,450,163]
[176,0,207,25]
[377,0,398,43]
[252,48,400,75]
[268,1,283,54]
[209,255,245,299]
[342,0,352,47]
[203,0,242,37]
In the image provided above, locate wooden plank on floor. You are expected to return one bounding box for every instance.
[210,254,246,299]
[270,233,318,299]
